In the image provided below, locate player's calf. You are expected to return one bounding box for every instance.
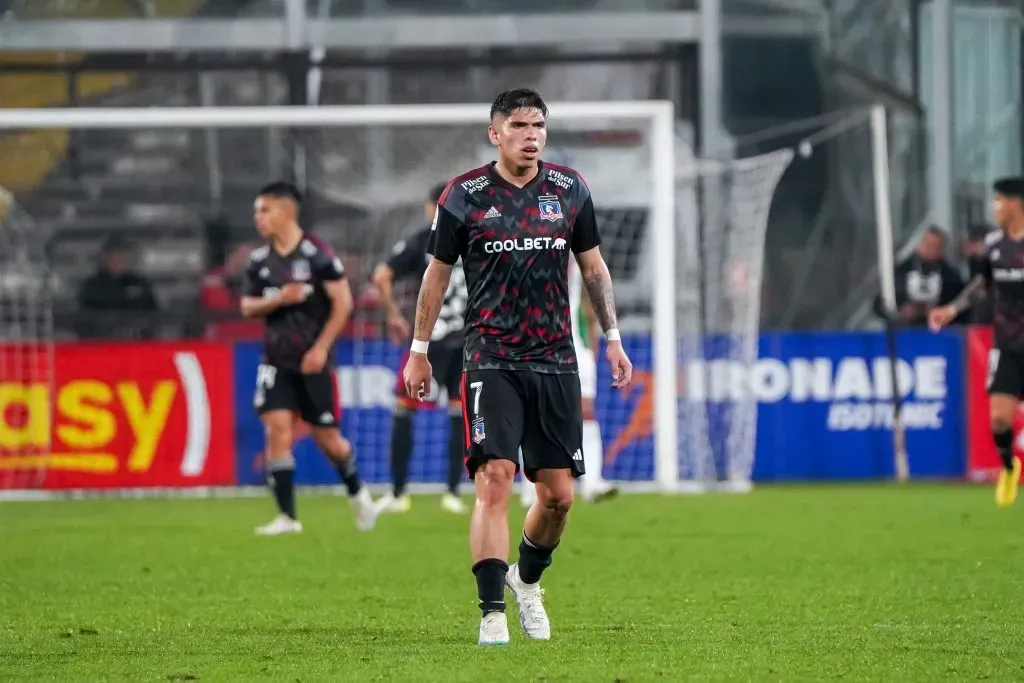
[311,428,377,531]
[992,417,1015,471]
[505,469,572,640]
[445,402,467,505]
[470,460,516,625]
[257,411,299,532]
[515,488,570,599]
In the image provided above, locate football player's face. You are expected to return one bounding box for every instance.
[489,108,547,167]
[993,192,1022,229]
[253,196,290,237]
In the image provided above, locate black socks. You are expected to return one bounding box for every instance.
[447,414,464,495]
[390,410,414,497]
[335,452,362,497]
[518,534,557,585]
[472,558,508,615]
[267,457,296,519]
[994,428,1015,471]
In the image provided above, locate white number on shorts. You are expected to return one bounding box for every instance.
[254,364,277,407]
[470,380,483,416]
[988,349,1001,390]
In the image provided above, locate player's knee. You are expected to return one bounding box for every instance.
[313,429,351,459]
[992,416,1014,434]
[475,459,516,507]
[536,480,574,518]
[263,415,293,455]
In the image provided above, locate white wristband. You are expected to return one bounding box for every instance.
[410,339,429,354]
[605,328,621,342]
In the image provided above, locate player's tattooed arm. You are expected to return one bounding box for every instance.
[948,274,988,314]
[413,259,454,344]
[371,264,401,319]
[576,247,619,333]
[581,288,601,351]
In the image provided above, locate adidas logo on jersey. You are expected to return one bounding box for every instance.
[484,206,502,220]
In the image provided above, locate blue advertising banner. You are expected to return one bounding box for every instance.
[233,329,965,486]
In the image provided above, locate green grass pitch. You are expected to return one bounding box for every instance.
[3,484,1024,682]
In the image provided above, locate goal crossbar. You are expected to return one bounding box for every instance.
[0,102,673,129]
[0,100,680,491]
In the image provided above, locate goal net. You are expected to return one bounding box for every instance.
[0,102,843,495]
[0,185,55,491]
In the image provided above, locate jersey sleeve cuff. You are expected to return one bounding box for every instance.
[428,252,459,266]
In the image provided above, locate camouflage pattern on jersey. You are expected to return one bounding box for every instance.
[427,161,602,374]
[244,234,345,369]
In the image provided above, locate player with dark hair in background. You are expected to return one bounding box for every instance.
[403,89,632,645]
[371,183,470,515]
[930,177,1024,507]
[241,181,378,535]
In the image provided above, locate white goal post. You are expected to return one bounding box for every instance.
[0,102,682,491]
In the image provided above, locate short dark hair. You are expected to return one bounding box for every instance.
[428,182,448,204]
[993,177,1024,201]
[257,180,303,205]
[490,89,548,121]
[923,224,947,242]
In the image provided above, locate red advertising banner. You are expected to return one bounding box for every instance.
[966,326,1024,482]
[0,342,235,489]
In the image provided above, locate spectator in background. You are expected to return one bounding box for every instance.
[75,235,159,339]
[962,223,996,325]
[874,225,966,326]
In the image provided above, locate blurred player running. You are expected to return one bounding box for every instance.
[521,257,617,507]
[930,177,1024,507]
[241,181,377,534]
[371,183,469,515]
[403,89,632,646]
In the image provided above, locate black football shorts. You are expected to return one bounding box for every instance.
[254,363,338,427]
[989,348,1024,399]
[461,368,584,482]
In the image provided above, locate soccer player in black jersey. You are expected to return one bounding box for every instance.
[372,183,470,515]
[403,89,633,645]
[241,181,378,534]
[930,177,1024,507]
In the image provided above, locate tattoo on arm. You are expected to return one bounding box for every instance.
[413,261,453,341]
[582,266,619,332]
[949,275,988,314]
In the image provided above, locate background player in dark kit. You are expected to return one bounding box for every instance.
[403,89,633,645]
[372,183,469,515]
[241,181,378,534]
[930,177,1024,508]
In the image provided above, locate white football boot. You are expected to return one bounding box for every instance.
[581,481,619,503]
[374,492,412,514]
[478,612,510,646]
[254,514,303,536]
[350,487,378,531]
[440,493,467,514]
[505,563,551,640]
